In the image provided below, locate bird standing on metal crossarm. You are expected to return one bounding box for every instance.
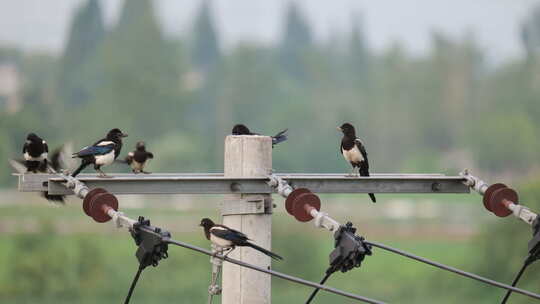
[199,218,283,260]
[125,141,154,174]
[338,123,376,203]
[17,134,65,203]
[22,133,49,173]
[71,128,128,177]
[231,124,288,147]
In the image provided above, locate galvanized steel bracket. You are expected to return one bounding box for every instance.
[219,195,271,215]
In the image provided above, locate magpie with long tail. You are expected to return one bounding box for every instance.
[125,141,153,174]
[200,218,283,260]
[22,133,48,173]
[71,128,128,177]
[338,123,376,203]
[231,124,288,147]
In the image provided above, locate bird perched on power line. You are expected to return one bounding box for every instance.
[338,123,376,203]
[22,133,49,173]
[231,124,288,147]
[71,128,128,177]
[125,141,153,174]
[199,218,283,260]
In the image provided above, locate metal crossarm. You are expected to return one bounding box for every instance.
[15,173,469,195]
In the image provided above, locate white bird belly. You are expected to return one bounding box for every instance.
[95,151,115,166]
[210,234,233,248]
[131,160,144,171]
[24,152,47,161]
[342,145,364,163]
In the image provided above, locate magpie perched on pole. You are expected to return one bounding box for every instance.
[125,141,153,174]
[231,124,288,147]
[71,128,128,177]
[338,123,376,203]
[199,218,283,260]
[22,133,49,173]
[16,134,66,203]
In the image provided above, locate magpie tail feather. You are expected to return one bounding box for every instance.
[368,193,376,203]
[71,162,89,177]
[271,129,288,146]
[244,242,283,260]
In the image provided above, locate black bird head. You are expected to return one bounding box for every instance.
[26,133,41,143]
[135,141,146,151]
[232,124,251,135]
[338,123,356,137]
[199,218,215,229]
[106,128,128,140]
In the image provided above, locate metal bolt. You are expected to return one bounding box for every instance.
[432,182,441,192]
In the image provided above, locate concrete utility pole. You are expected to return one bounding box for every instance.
[222,135,273,304]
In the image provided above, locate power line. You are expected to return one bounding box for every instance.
[501,256,534,304]
[164,238,386,304]
[366,241,540,301]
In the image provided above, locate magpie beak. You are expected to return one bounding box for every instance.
[337,127,342,131]
[121,133,128,138]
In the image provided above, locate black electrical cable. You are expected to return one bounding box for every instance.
[165,238,386,304]
[365,241,540,301]
[500,256,534,304]
[124,264,145,304]
[305,270,333,304]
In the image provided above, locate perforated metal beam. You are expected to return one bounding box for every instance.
[15,173,469,195]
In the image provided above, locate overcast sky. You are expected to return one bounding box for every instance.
[0,0,537,65]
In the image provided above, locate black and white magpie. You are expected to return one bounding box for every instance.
[231,124,288,147]
[17,134,66,203]
[22,133,48,173]
[125,141,153,174]
[200,218,283,260]
[71,128,128,177]
[338,123,376,203]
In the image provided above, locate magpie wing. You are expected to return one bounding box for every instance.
[74,144,115,157]
[211,226,249,242]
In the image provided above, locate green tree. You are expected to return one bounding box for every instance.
[192,0,220,71]
[278,2,313,81]
[81,0,186,140]
[58,0,105,106]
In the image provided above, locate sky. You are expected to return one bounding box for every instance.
[0,0,538,65]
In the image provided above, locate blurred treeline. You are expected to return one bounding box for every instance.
[1,0,540,185]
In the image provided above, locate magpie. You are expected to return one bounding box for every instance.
[41,147,67,203]
[22,133,48,173]
[17,134,65,203]
[200,218,283,260]
[125,141,153,174]
[338,123,376,203]
[71,128,128,177]
[231,124,288,147]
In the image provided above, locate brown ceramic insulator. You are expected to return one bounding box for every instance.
[83,188,108,216]
[291,192,321,222]
[88,192,119,223]
[489,187,518,217]
[482,183,507,212]
[285,188,312,215]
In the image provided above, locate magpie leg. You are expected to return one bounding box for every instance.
[346,167,356,177]
[95,166,112,178]
[223,247,235,258]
